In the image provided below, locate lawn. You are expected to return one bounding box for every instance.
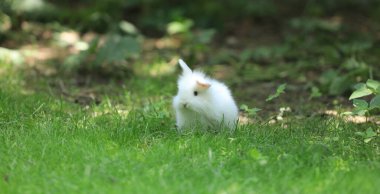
[0,69,379,194]
[1,1,380,193]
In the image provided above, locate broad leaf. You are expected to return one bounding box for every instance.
[353,99,368,109]
[349,87,373,100]
[352,108,367,116]
[119,20,139,35]
[366,79,380,91]
[369,95,380,109]
[352,99,368,116]
[167,19,193,35]
[353,83,366,90]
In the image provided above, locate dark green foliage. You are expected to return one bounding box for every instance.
[348,79,380,116]
[2,0,379,33]
[63,34,141,77]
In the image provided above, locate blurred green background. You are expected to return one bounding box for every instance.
[1,0,380,113]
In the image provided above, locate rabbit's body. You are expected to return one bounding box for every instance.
[173,59,238,131]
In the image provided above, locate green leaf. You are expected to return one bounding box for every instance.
[240,104,261,116]
[352,109,367,116]
[365,128,377,138]
[361,128,377,143]
[329,76,350,96]
[366,79,380,91]
[364,138,373,143]
[95,35,140,65]
[247,108,261,117]
[355,131,365,137]
[249,149,263,160]
[341,111,353,116]
[266,83,286,102]
[369,95,380,109]
[353,83,366,90]
[251,108,262,112]
[276,84,287,93]
[119,20,139,35]
[342,57,367,69]
[167,19,193,35]
[353,99,368,108]
[240,104,249,111]
[339,41,373,55]
[309,86,322,99]
[352,99,369,116]
[349,87,373,100]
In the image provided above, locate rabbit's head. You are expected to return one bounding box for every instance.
[175,59,213,114]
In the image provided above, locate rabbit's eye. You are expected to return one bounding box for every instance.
[193,91,198,96]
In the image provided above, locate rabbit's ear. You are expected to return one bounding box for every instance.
[196,80,211,90]
[179,59,192,74]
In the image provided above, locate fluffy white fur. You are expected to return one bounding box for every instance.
[173,59,238,131]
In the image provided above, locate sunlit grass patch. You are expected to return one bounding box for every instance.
[1,84,379,193]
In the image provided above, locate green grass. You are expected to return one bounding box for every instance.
[1,2,380,193]
[1,84,379,194]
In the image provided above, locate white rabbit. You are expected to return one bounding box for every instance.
[173,59,239,131]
